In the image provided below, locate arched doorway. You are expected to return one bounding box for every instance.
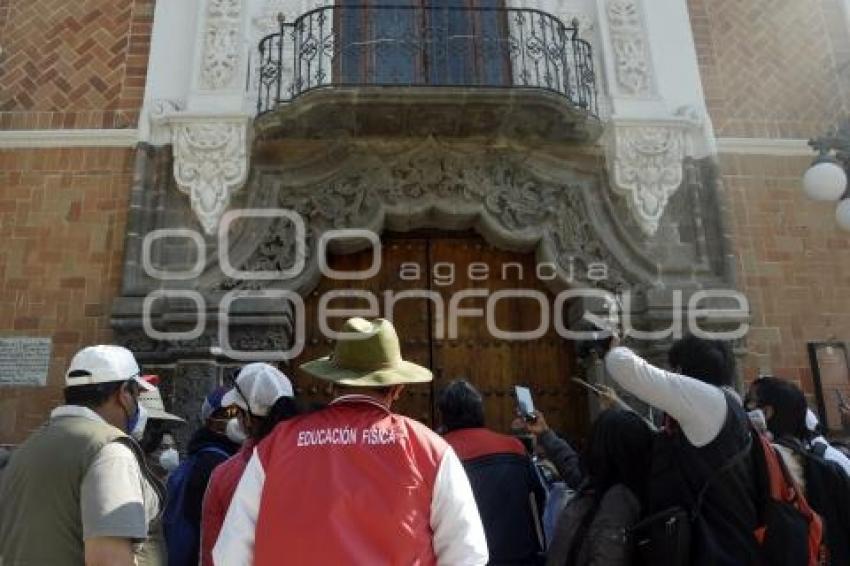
[292,232,589,441]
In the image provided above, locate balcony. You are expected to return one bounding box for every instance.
[253,4,601,144]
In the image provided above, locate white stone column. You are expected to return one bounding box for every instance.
[595,0,714,236]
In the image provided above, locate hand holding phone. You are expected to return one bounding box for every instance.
[515,386,536,422]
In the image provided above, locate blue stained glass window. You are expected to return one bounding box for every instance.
[335,0,511,87]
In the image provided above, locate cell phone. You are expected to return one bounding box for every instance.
[515,386,536,421]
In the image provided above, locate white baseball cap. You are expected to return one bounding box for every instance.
[65,345,154,391]
[221,363,294,417]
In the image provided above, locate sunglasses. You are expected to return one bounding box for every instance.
[226,373,255,419]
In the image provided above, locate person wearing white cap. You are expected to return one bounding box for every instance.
[805,408,850,477]
[0,345,165,566]
[199,363,298,566]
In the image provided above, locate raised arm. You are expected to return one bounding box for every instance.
[604,347,727,447]
[515,412,583,489]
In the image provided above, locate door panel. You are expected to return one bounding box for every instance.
[428,238,585,438]
[292,239,433,422]
[291,235,587,440]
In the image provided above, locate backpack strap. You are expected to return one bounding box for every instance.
[810,441,828,459]
[113,436,167,518]
[692,433,753,518]
[196,445,233,460]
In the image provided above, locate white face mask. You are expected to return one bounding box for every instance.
[225,418,247,445]
[158,447,180,472]
[130,403,149,441]
[748,408,768,434]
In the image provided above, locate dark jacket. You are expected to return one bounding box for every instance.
[445,427,547,565]
[538,429,583,489]
[650,393,759,566]
[171,427,238,566]
[546,484,641,566]
[183,428,239,526]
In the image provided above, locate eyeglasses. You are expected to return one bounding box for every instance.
[226,373,255,419]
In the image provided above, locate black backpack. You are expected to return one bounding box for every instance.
[628,436,751,566]
[778,438,850,565]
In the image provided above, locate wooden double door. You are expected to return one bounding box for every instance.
[292,234,587,440]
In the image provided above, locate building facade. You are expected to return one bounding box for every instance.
[1,0,849,445]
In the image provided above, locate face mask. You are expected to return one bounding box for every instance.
[158,447,180,473]
[748,408,768,434]
[226,418,247,445]
[130,403,149,441]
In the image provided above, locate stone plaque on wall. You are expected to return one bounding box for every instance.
[0,337,52,387]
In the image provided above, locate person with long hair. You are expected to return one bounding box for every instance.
[199,363,299,566]
[546,409,653,566]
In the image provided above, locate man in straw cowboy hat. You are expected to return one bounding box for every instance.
[214,318,488,565]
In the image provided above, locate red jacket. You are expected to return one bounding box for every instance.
[255,397,443,564]
[200,440,255,566]
[212,395,488,565]
[443,427,527,461]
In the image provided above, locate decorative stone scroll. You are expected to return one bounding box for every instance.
[219,139,634,292]
[172,117,250,235]
[200,0,242,90]
[610,124,686,235]
[606,0,654,96]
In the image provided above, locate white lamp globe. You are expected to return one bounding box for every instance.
[836,199,850,231]
[803,159,847,201]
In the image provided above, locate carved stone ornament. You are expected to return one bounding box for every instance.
[217,139,634,292]
[610,125,686,236]
[150,98,186,118]
[172,120,249,235]
[606,0,654,96]
[200,0,242,90]
[553,0,595,33]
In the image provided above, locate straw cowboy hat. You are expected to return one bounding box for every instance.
[138,376,184,422]
[299,318,432,387]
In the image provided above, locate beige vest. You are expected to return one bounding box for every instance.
[0,414,147,565]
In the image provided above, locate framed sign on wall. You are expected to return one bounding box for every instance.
[808,341,850,434]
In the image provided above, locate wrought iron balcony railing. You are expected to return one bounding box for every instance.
[256,4,598,117]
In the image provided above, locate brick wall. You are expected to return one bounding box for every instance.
[689,0,850,138]
[0,147,135,443]
[0,0,154,129]
[720,153,850,394]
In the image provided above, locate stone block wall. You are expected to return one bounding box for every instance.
[720,153,850,394]
[0,147,134,443]
[0,0,154,129]
[688,0,850,399]
[689,0,850,138]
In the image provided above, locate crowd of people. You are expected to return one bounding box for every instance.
[1,317,849,565]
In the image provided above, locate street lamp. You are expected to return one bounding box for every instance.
[805,120,850,231]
